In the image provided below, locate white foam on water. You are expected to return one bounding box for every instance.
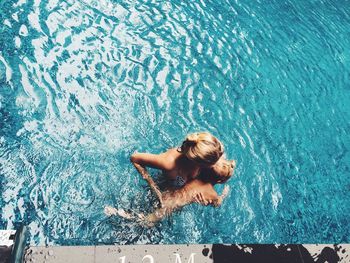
[0,154,26,229]
[181,210,202,243]
[19,64,40,107]
[111,24,129,46]
[27,221,46,246]
[238,133,247,151]
[159,46,170,60]
[243,128,259,159]
[19,24,28,36]
[23,120,38,132]
[197,42,203,53]
[256,171,265,202]
[46,12,63,36]
[17,197,25,218]
[172,71,181,89]
[3,19,11,28]
[129,11,142,26]
[239,106,245,114]
[197,92,204,115]
[11,12,19,22]
[271,182,282,210]
[55,29,71,46]
[19,146,38,185]
[187,85,195,125]
[22,56,59,119]
[155,66,170,109]
[207,45,213,57]
[0,54,13,82]
[15,36,21,48]
[253,228,268,243]
[213,55,222,69]
[239,185,255,228]
[247,45,252,55]
[2,204,14,229]
[114,4,129,20]
[153,33,166,46]
[27,11,42,32]
[18,1,140,152]
[199,0,207,8]
[46,0,60,12]
[31,37,47,62]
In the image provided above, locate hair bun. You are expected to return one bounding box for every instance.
[181,132,224,166]
[186,133,199,144]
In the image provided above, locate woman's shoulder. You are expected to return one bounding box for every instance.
[165,147,180,153]
[162,147,181,159]
[156,148,178,170]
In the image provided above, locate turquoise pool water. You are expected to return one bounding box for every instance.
[1,0,349,245]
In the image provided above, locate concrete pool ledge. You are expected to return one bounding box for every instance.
[23,244,350,263]
[24,244,212,263]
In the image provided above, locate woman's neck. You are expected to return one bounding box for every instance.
[176,154,201,179]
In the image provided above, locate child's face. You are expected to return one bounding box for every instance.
[211,158,235,183]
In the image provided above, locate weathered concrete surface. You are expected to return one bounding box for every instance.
[301,244,350,262]
[24,244,212,263]
[23,244,350,263]
[25,246,95,263]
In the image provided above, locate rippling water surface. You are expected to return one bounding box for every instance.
[0,0,349,245]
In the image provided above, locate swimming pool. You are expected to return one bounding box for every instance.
[0,0,349,245]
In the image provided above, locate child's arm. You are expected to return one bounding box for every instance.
[132,162,163,206]
[193,192,211,205]
[192,182,219,206]
[212,185,230,207]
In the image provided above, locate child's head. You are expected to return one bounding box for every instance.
[200,157,236,184]
[179,132,224,166]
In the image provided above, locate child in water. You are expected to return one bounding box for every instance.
[105,157,235,226]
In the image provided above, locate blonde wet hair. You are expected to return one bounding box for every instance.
[179,132,224,166]
[212,158,236,183]
[199,158,236,184]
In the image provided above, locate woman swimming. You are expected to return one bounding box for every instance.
[104,132,236,225]
[130,132,225,192]
[105,157,236,226]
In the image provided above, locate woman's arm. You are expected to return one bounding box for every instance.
[132,162,163,205]
[130,150,174,204]
[131,161,150,179]
[144,207,169,226]
[130,151,174,171]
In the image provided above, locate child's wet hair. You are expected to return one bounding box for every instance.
[200,158,235,184]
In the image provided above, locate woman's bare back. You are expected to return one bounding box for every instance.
[162,148,201,183]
